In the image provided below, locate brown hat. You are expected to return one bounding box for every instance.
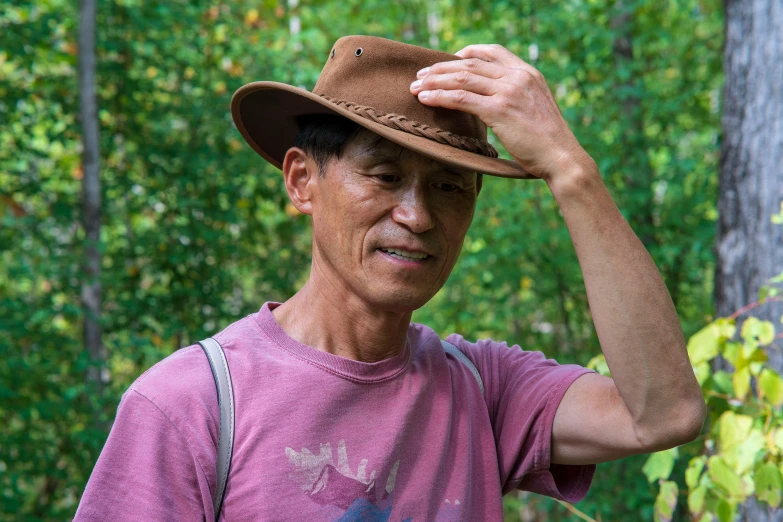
[231,35,530,178]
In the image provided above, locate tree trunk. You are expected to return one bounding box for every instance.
[717,1,783,520]
[79,0,105,395]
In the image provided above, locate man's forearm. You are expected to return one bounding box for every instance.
[546,153,705,445]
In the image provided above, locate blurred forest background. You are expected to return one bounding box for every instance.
[2,0,782,520]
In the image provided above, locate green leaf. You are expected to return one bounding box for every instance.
[708,456,747,499]
[759,285,780,301]
[712,371,734,394]
[643,448,678,483]
[693,362,711,386]
[687,483,707,515]
[771,201,783,224]
[687,322,721,364]
[724,428,765,475]
[715,317,738,339]
[775,428,783,453]
[740,317,775,346]
[755,462,782,508]
[715,498,735,522]
[718,411,753,450]
[653,480,678,522]
[586,354,611,376]
[685,456,707,489]
[722,341,741,366]
[748,347,769,376]
[733,366,751,401]
[712,317,737,341]
[758,369,783,406]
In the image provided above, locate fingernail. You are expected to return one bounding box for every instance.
[417,67,430,78]
[410,79,422,90]
[418,91,430,100]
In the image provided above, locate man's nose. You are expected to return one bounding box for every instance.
[391,183,434,234]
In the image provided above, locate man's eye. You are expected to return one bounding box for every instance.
[377,174,400,183]
[436,183,459,192]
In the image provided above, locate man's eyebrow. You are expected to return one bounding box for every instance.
[354,143,474,178]
[357,148,404,163]
[353,138,405,162]
[432,160,474,179]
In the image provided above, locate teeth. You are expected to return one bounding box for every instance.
[380,248,428,260]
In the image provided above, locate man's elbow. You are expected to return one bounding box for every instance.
[673,398,707,444]
[637,399,706,452]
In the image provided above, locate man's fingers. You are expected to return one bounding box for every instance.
[415,88,487,115]
[410,71,503,97]
[455,44,520,66]
[455,44,539,76]
[417,58,506,80]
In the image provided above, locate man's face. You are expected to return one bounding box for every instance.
[305,131,479,313]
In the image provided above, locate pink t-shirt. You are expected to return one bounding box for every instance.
[75,302,594,521]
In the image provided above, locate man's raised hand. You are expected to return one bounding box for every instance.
[409,44,593,182]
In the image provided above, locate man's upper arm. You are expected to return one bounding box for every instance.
[73,345,221,522]
[449,335,596,501]
[75,390,210,520]
[552,372,654,465]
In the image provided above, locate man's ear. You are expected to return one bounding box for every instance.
[282,147,317,216]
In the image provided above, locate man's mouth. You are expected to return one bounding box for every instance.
[378,247,430,261]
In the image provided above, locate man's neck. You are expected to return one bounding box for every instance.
[271,276,412,363]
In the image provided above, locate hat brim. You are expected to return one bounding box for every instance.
[231,82,536,179]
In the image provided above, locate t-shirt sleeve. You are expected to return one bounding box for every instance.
[74,349,217,521]
[447,335,596,502]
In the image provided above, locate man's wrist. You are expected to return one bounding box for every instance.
[545,150,601,198]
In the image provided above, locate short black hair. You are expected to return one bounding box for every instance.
[293,114,363,175]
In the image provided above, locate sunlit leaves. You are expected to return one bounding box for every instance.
[759,369,783,407]
[685,456,707,489]
[658,322,783,520]
[690,318,736,363]
[732,366,752,401]
[586,353,610,376]
[740,317,775,348]
[643,448,678,484]
[687,321,723,364]
[708,456,748,499]
[755,462,782,508]
[653,481,678,522]
[653,306,783,520]
[688,483,707,515]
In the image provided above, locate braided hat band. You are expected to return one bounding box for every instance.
[319,94,499,159]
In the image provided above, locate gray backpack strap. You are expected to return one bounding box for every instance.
[441,340,484,397]
[198,337,235,521]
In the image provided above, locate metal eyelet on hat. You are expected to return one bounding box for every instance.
[354,47,363,57]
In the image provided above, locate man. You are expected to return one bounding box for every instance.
[76,36,705,521]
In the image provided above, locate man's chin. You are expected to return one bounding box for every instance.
[367,288,436,314]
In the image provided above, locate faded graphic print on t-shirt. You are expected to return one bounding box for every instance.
[286,439,462,522]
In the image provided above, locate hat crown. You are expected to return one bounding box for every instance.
[313,36,487,142]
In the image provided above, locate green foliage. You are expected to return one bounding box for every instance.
[642,303,783,520]
[643,448,678,484]
[654,480,678,522]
